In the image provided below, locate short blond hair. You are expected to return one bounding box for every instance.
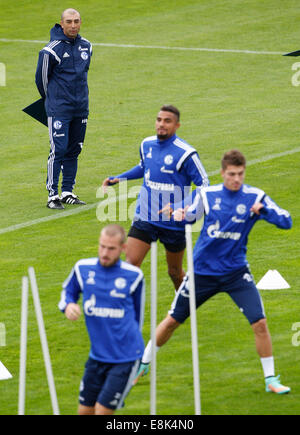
[100,224,126,245]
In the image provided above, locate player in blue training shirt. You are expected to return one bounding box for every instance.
[59,224,145,415]
[135,150,292,395]
[102,105,209,292]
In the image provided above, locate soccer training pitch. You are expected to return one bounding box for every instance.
[0,0,299,415]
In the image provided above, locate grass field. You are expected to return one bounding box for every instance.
[0,0,299,415]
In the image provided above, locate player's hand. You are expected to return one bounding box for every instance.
[250,202,264,215]
[65,303,81,321]
[173,206,189,221]
[102,177,120,193]
[158,202,173,218]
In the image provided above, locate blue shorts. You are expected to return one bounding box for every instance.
[128,220,186,253]
[169,266,265,325]
[79,357,140,410]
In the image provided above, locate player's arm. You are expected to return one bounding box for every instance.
[175,153,208,222]
[112,145,145,184]
[159,189,198,219]
[173,188,205,223]
[102,162,144,193]
[251,196,292,229]
[35,49,57,99]
[65,303,81,321]
[58,266,82,321]
[183,152,209,189]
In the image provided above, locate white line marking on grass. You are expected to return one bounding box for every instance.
[0,38,284,55]
[208,146,300,176]
[0,203,99,235]
[0,147,299,236]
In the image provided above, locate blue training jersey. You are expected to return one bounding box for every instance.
[59,258,145,364]
[116,134,209,231]
[188,184,292,275]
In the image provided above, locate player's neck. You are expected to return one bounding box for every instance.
[98,258,121,268]
[157,133,176,143]
[223,183,243,193]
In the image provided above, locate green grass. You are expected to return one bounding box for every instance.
[0,0,299,415]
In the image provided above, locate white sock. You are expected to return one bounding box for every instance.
[142,340,160,364]
[260,356,275,378]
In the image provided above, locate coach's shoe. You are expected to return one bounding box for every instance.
[61,192,86,205]
[133,363,150,385]
[47,195,65,210]
[265,375,291,394]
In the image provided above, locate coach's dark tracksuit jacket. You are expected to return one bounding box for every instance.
[35,24,92,197]
[35,23,92,117]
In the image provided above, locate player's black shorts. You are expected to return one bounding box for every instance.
[128,220,186,253]
[169,266,266,325]
[79,357,140,410]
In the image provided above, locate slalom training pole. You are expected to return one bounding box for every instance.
[185,224,201,415]
[18,276,29,415]
[28,267,60,415]
[150,241,157,415]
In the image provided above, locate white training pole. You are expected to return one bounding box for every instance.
[28,267,60,416]
[150,241,157,415]
[185,224,201,415]
[18,276,29,415]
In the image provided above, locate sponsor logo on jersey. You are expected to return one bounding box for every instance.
[207,220,241,240]
[232,216,246,223]
[84,294,125,318]
[160,166,174,174]
[145,169,175,191]
[110,289,126,299]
